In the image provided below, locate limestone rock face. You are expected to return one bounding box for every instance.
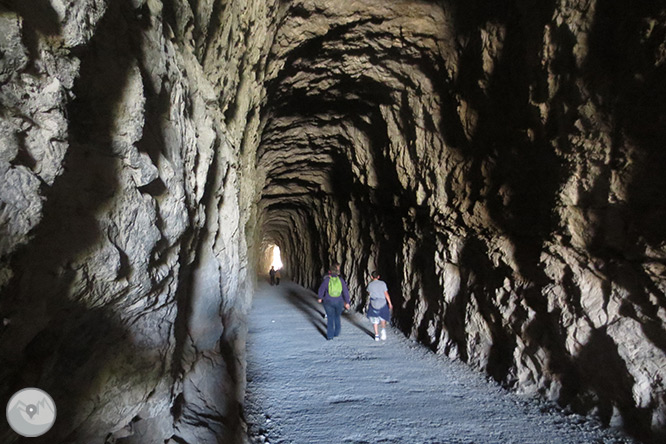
[0,1,275,443]
[258,1,666,443]
[1,0,665,443]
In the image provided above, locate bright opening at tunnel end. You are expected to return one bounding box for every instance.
[271,245,283,270]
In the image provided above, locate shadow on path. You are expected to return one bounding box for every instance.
[280,282,376,340]
[283,287,327,339]
[343,311,375,339]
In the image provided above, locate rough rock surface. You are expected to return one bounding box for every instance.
[258,2,666,443]
[0,1,665,444]
[0,0,274,443]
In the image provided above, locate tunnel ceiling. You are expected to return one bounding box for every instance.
[257,1,459,261]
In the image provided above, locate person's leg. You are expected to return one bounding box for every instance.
[333,300,344,337]
[368,308,380,340]
[379,305,390,340]
[323,302,336,340]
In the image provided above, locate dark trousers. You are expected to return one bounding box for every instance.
[323,299,344,339]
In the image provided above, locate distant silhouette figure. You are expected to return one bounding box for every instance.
[269,266,276,285]
[275,268,281,285]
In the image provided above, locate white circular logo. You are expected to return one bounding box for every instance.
[6,388,57,437]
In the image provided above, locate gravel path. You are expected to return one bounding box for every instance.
[245,281,638,444]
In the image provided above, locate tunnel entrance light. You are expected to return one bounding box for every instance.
[271,245,283,270]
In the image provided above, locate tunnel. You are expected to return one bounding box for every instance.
[0,0,665,443]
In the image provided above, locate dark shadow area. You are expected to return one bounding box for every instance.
[217,307,246,444]
[0,1,169,443]
[577,3,666,441]
[412,228,447,352]
[329,152,355,213]
[451,0,564,280]
[198,0,230,64]
[457,237,518,383]
[583,0,666,249]
[375,216,407,334]
[2,0,61,36]
[361,110,404,210]
[170,136,219,383]
[349,213,375,306]
[263,17,387,113]
[443,259,471,362]
[266,82,386,122]
[442,6,661,438]
[564,327,654,443]
[342,311,375,339]
[613,262,666,356]
[579,14,666,428]
[2,0,61,68]
[284,290,327,339]
[0,302,156,444]
[352,111,409,334]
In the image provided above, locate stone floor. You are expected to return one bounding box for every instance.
[244,281,638,444]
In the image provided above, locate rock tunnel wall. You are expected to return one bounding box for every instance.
[0,0,277,443]
[1,0,665,443]
[258,1,666,443]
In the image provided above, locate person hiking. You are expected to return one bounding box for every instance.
[275,268,281,285]
[269,266,276,285]
[317,263,350,340]
[366,270,393,341]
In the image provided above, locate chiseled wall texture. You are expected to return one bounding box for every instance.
[259,1,666,443]
[0,0,278,443]
[1,1,665,444]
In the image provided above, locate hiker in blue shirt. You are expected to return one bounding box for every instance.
[317,263,351,340]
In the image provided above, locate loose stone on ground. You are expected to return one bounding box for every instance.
[245,281,638,444]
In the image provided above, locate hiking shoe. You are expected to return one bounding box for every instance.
[374,335,380,341]
[380,329,387,340]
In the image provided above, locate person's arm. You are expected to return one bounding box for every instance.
[317,277,328,303]
[385,291,393,310]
